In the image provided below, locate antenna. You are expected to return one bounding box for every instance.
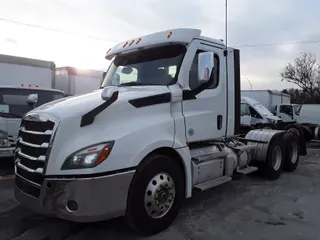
[225,0,228,49]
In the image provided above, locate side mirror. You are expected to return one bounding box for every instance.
[101,86,119,101]
[198,52,214,84]
[27,94,38,107]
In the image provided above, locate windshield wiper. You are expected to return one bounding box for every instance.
[0,112,23,118]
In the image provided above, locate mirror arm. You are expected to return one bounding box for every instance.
[188,70,215,97]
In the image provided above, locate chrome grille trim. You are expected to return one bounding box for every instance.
[18,138,49,148]
[20,127,53,135]
[14,112,60,197]
[17,161,43,174]
[17,150,46,162]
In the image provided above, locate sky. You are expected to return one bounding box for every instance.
[0,0,320,90]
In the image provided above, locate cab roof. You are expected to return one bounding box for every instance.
[105,28,225,60]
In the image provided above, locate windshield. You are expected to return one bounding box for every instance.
[101,44,186,87]
[0,88,65,118]
[252,102,274,116]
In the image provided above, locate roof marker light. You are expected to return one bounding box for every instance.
[136,38,141,44]
[129,40,135,46]
[167,31,172,38]
[123,42,128,48]
[107,48,111,53]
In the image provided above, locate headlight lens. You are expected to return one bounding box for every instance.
[61,142,114,170]
[0,130,9,147]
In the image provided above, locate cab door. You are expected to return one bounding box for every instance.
[277,104,295,122]
[181,40,227,143]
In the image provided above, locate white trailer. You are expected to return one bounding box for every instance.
[241,90,296,123]
[14,28,302,235]
[55,66,103,96]
[0,54,56,88]
[0,54,65,158]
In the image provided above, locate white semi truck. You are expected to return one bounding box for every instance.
[0,54,66,158]
[55,66,103,96]
[14,29,301,235]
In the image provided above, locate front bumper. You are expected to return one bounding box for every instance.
[15,170,135,222]
[0,147,15,158]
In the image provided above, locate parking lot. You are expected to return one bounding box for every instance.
[0,147,320,240]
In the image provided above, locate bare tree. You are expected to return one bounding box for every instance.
[280,52,320,102]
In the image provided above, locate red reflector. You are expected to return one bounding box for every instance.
[28,84,31,87]
[21,84,24,86]
[36,85,39,87]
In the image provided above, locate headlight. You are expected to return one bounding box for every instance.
[61,142,114,170]
[0,130,9,147]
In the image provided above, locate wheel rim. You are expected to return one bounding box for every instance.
[271,146,282,171]
[287,128,299,136]
[290,142,298,164]
[144,172,175,219]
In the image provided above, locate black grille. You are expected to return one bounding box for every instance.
[21,119,54,132]
[18,143,48,158]
[19,156,44,170]
[16,176,41,198]
[15,116,57,198]
[19,130,51,145]
[16,167,44,185]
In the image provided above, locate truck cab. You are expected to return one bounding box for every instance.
[274,103,298,123]
[241,97,280,127]
[0,86,65,158]
[14,29,299,235]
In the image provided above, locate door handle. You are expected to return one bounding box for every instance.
[217,115,222,130]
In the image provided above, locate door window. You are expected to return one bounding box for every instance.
[249,106,263,119]
[241,103,251,116]
[279,105,293,116]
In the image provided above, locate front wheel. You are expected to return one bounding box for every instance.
[126,154,185,235]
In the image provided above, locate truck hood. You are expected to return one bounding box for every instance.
[30,86,171,119]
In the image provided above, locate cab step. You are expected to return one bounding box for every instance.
[194,176,232,191]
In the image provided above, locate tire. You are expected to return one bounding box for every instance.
[261,135,284,180]
[314,126,320,140]
[283,132,300,172]
[126,154,185,235]
[302,125,313,141]
[284,123,307,155]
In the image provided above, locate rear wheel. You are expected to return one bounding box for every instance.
[126,154,185,235]
[284,123,307,155]
[283,132,300,172]
[261,135,284,180]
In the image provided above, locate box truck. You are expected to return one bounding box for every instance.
[55,66,103,96]
[0,54,65,158]
[241,90,297,123]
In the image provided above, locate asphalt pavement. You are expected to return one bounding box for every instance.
[1,150,320,240]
